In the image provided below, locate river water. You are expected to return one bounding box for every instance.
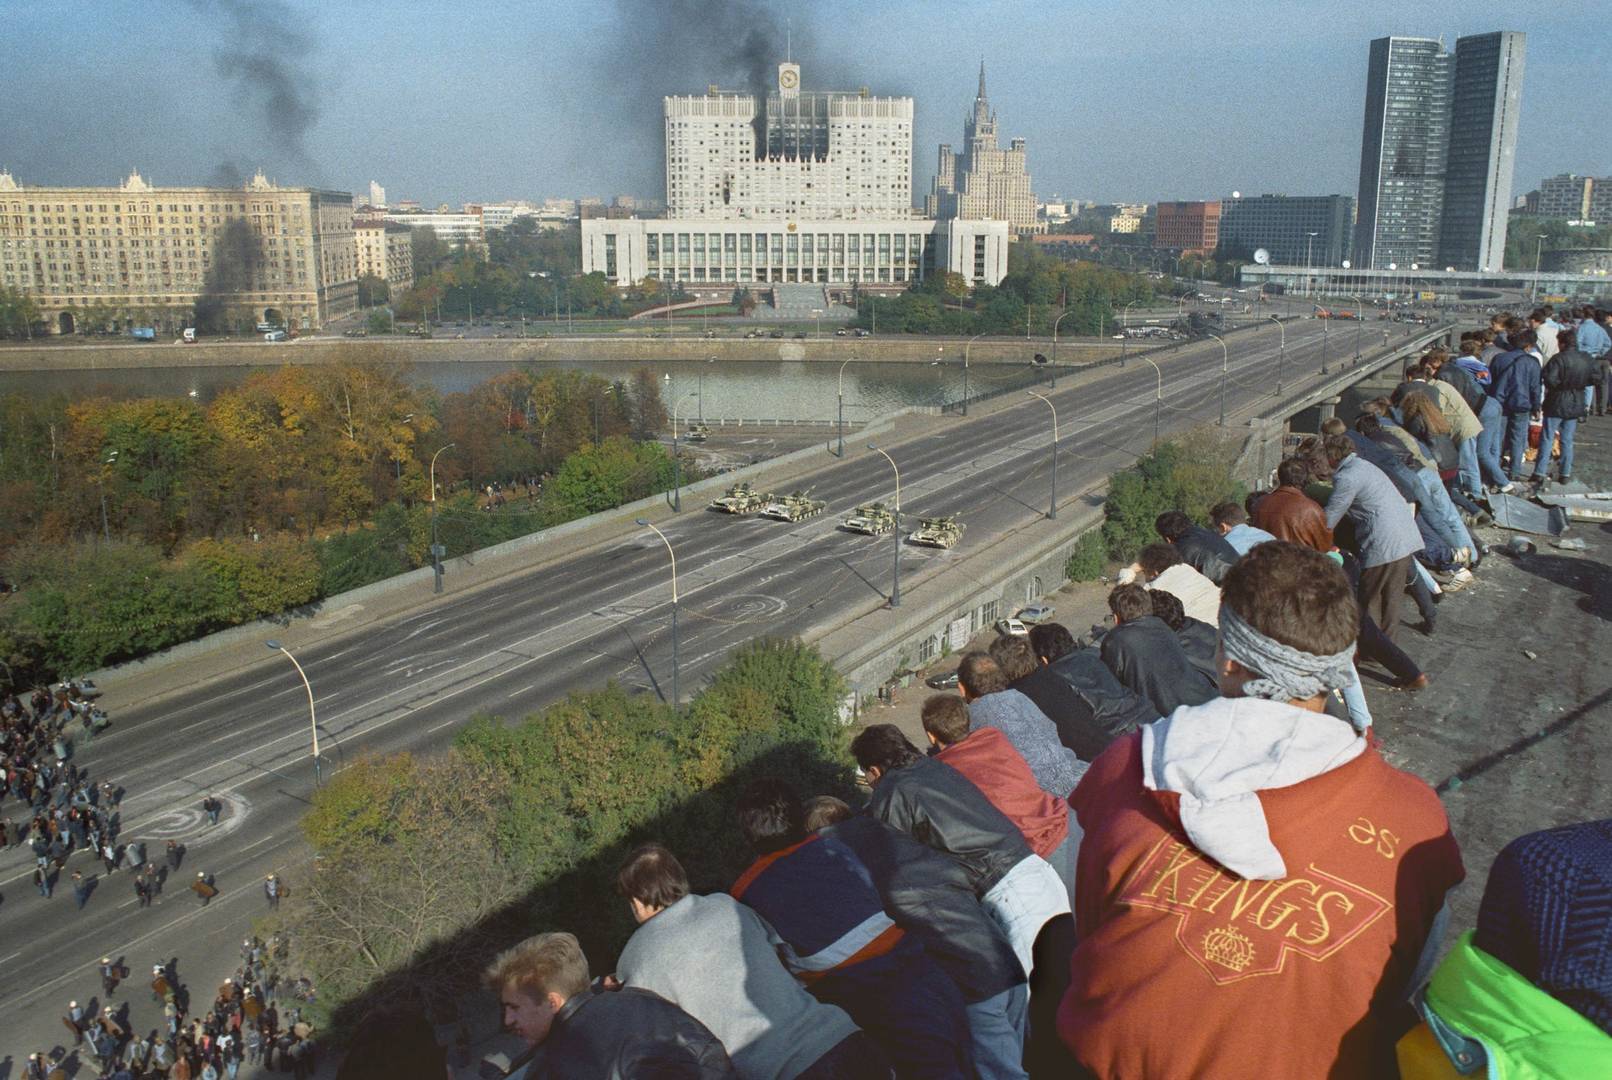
[2,355,1053,424]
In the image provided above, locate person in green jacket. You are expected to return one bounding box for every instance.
[1400,819,1612,1077]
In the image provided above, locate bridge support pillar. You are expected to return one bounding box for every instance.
[1317,396,1342,424]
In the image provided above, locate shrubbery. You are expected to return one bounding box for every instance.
[1064,530,1108,582]
[278,639,856,1028]
[1100,429,1245,562]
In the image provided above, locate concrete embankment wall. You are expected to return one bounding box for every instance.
[0,336,1110,371]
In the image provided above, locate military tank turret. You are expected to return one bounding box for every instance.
[708,481,770,514]
[760,489,827,522]
[909,515,965,549]
[841,502,896,535]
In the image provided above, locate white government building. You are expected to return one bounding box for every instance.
[581,62,1009,291]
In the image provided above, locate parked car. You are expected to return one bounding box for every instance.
[924,669,960,690]
[1016,604,1056,624]
[995,618,1029,637]
[854,328,871,337]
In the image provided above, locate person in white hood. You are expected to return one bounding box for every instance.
[1055,541,1464,1080]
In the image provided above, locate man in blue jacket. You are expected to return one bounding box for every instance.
[1488,328,1543,483]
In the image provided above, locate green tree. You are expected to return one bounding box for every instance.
[356,274,390,308]
[0,286,41,340]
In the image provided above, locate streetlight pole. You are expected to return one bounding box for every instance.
[634,519,680,706]
[264,641,320,786]
[1304,232,1318,299]
[1120,299,1142,367]
[1266,315,1285,395]
[866,444,901,607]
[1050,309,1072,387]
[1347,294,1364,362]
[1141,357,1164,446]
[1206,332,1228,426]
[1026,390,1058,519]
[429,442,455,594]
[962,331,987,416]
[836,356,858,457]
[670,391,697,511]
[1532,236,1544,302]
[99,449,119,543]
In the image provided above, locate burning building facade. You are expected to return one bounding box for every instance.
[583,62,1009,291]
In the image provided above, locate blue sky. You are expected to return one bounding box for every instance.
[2,0,1607,207]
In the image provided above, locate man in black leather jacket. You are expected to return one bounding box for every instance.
[1026,623,1159,760]
[486,931,734,1080]
[1155,509,1239,584]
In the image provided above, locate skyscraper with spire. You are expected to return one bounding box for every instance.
[927,62,1041,235]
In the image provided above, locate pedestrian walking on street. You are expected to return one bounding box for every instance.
[193,870,218,906]
[166,839,183,871]
[135,873,152,907]
[100,956,121,996]
[203,795,222,826]
[72,869,91,910]
[65,999,85,1043]
[102,839,120,874]
[263,873,281,910]
[33,863,51,898]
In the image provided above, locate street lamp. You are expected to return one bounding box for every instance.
[866,443,901,608]
[264,640,320,786]
[962,331,988,416]
[1346,294,1364,362]
[812,307,822,340]
[1026,390,1058,519]
[1141,357,1164,446]
[670,391,698,511]
[1050,308,1073,386]
[836,356,858,457]
[634,519,680,706]
[99,449,119,543]
[395,413,415,483]
[429,442,455,594]
[1266,315,1285,395]
[1304,232,1319,298]
[1120,299,1143,367]
[1206,332,1228,426]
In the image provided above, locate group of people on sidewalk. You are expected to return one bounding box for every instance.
[328,309,1610,1079]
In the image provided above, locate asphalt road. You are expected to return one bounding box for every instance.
[0,319,1356,1068]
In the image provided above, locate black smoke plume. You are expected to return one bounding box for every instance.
[190,0,321,167]
[594,0,864,194]
[193,219,265,334]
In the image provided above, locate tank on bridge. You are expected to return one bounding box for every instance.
[708,481,771,514]
[909,515,965,548]
[841,502,896,535]
[760,489,827,522]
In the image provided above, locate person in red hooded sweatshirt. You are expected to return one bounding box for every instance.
[1056,541,1464,1078]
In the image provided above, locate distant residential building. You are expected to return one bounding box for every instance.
[1154,201,1221,254]
[394,199,421,211]
[1438,31,1526,271]
[1529,174,1602,220]
[354,222,414,296]
[381,209,485,253]
[663,61,913,221]
[1219,194,1354,267]
[927,63,1040,234]
[472,204,517,230]
[0,169,356,333]
[368,180,386,208]
[1354,31,1525,271]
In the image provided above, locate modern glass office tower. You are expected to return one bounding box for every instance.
[1437,31,1526,272]
[1354,37,1451,271]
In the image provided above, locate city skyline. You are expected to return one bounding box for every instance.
[2,0,1607,209]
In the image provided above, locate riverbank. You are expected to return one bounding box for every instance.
[0,333,1113,371]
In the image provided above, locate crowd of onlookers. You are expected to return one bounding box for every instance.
[328,306,1611,1079]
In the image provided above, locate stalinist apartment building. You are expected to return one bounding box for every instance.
[927,64,1041,235]
[0,169,358,334]
[582,62,1010,291]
